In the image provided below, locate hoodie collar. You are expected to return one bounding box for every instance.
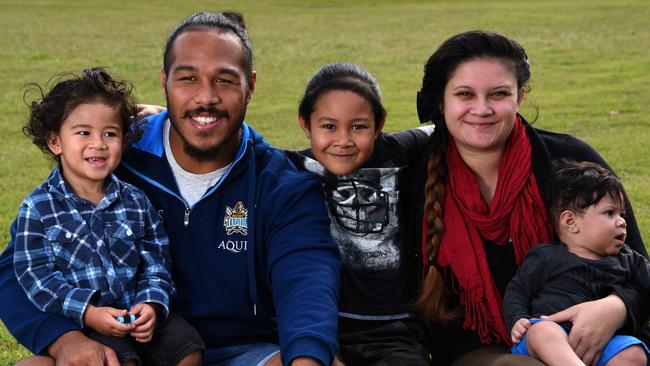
[132,109,254,159]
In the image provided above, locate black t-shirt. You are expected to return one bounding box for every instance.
[286,127,433,318]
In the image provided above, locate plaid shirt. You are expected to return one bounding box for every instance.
[13,167,174,326]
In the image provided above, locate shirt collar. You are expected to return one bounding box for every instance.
[46,165,121,208]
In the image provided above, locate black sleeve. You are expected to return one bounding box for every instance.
[612,248,650,334]
[502,247,549,333]
[385,126,435,164]
[627,249,650,295]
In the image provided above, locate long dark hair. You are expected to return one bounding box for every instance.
[415,30,531,322]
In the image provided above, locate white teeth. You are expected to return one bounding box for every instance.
[87,157,105,164]
[192,116,218,124]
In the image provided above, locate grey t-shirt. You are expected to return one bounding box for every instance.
[163,119,229,207]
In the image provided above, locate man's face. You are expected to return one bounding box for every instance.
[162,29,255,172]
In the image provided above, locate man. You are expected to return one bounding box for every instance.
[0,12,340,366]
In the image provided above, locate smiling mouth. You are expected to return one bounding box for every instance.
[186,107,228,129]
[465,121,497,128]
[189,115,225,129]
[86,157,106,165]
[329,152,356,159]
[192,115,218,124]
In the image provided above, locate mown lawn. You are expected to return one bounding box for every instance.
[1,0,649,363]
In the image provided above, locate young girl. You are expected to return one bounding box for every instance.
[14,68,204,366]
[503,160,650,366]
[286,62,434,365]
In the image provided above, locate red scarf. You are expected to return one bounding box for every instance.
[430,117,553,344]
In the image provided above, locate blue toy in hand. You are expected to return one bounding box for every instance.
[116,314,137,324]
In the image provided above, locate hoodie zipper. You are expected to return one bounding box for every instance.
[184,207,190,226]
[123,125,260,307]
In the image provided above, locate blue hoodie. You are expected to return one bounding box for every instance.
[0,111,340,365]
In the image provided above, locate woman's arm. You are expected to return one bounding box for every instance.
[543,293,626,366]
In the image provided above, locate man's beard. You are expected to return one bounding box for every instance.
[167,103,236,162]
[175,127,223,162]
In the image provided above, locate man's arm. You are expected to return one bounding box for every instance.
[265,173,341,366]
[0,219,79,354]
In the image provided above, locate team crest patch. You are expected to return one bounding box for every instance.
[224,201,248,235]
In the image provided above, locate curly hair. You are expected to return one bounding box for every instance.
[23,67,139,162]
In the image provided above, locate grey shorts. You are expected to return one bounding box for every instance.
[85,313,205,366]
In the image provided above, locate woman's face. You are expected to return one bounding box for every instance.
[442,57,523,155]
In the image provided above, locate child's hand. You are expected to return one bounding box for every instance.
[83,304,133,337]
[136,104,165,119]
[129,302,157,343]
[511,318,532,344]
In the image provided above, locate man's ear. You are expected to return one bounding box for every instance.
[161,67,168,100]
[246,70,257,104]
[298,116,311,139]
[559,210,579,234]
[46,133,62,156]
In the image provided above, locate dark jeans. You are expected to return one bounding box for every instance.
[338,317,431,366]
[85,313,205,366]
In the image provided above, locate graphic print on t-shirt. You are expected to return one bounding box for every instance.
[303,157,401,271]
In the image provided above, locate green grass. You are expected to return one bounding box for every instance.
[1,0,649,363]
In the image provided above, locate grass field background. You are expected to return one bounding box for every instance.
[1,0,649,363]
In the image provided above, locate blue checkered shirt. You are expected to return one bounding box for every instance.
[13,167,174,326]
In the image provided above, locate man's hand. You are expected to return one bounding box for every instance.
[511,318,532,344]
[48,330,119,366]
[129,302,157,343]
[83,305,133,337]
[543,294,626,366]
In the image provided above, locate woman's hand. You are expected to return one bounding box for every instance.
[543,294,626,366]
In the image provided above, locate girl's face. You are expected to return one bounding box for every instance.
[300,90,383,175]
[442,57,524,155]
[47,101,124,191]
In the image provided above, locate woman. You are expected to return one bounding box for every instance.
[410,30,648,366]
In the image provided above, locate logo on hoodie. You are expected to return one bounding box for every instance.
[224,201,248,235]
